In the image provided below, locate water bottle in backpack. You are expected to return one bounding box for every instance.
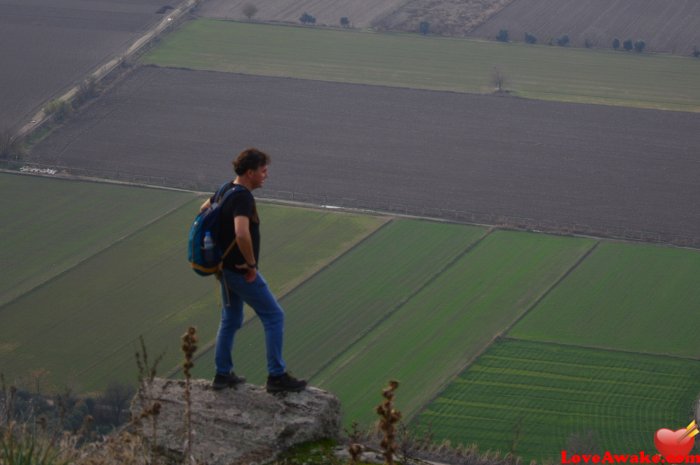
[203,231,216,264]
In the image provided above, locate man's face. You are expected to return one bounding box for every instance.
[248,165,268,189]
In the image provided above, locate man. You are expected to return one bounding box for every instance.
[201,148,307,393]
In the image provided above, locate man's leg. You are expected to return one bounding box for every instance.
[226,272,286,376]
[214,275,244,376]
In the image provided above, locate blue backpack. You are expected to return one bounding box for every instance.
[188,182,244,276]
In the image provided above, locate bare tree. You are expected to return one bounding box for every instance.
[98,381,136,427]
[491,66,508,93]
[242,3,258,20]
[0,130,25,161]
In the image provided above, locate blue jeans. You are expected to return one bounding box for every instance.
[215,270,287,376]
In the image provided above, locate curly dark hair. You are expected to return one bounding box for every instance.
[232,148,270,175]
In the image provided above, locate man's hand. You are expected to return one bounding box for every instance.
[235,263,257,283]
[244,266,257,283]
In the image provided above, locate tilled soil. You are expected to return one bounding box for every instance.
[30,66,700,245]
[0,0,185,132]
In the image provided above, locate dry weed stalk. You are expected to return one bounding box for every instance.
[345,421,364,464]
[376,380,402,465]
[181,326,198,464]
[134,336,163,465]
[1,374,14,428]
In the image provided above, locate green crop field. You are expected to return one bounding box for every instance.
[142,20,700,112]
[0,173,196,307]
[414,338,700,462]
[312,231,595,425]
[0,175,384,391]
[509,241,700,358]
[190,219,487,382]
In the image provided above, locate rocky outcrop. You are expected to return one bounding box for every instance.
[131,378,342,465]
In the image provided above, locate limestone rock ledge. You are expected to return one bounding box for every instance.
[131,378,342,465]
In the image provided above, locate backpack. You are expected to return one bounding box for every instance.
[188,182,244,276]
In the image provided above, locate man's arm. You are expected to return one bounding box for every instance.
[199,198,211,212]
[234,215,257,282]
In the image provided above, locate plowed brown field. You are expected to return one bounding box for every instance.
[471,0,700,55]
[30,66,700,245]
[0,0,185,132]
[198,0,406,28]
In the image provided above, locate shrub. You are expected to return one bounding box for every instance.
[524,32,537,44]
[44,100,73,123]
[299,12,316,25]
[623,39,633,51]
[584,38,593,48]
[612,38,620,50]
[634,40,646,53]
[340,16,350,27]
[693,46,700,58]
[496,29,509,42]
[73,77,98,108]
[557,34,570,47]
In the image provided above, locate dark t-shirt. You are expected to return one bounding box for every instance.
[211,183,260,273]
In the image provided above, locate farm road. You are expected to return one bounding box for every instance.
[0,0,185,132]
[31,66,700,244]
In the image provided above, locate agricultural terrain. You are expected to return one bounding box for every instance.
[10,7,700,461]
[141,20,700,112]
[0,173,384,391]
[30,66,700,246]
[310,230,595,424]
[0,173,195,307]
[374,0,513,36]
[197,0,405,29]
[508,241,700,358]
[0,0,185,132]
[414,339,700,461]
[471,0,700,56]
[4,174,700,460]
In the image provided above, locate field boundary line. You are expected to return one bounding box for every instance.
[8,167,700,250]
[0,195,199,313]
[307,226,496,383]
[500,239,600,338]
[500,336,700,364]
[408,238,601,423]
[176,218,397,377]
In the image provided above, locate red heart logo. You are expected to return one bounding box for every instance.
[654,428,695,463]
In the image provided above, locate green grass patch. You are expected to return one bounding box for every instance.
[509,241,700,358]
[142,20,700,112]
[413,338,700,462]
[312,230,595,425]
[190,219,487,382]
[0,178,384,391]
[0,173,196,307]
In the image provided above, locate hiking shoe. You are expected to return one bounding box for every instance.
[212,371,246,390]
[266,372,307,393]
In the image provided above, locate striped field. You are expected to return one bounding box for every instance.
[413,338,700,461]
[0,173,196,307]
[312,230,595,424]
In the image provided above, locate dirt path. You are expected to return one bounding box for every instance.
[17,0,199,139]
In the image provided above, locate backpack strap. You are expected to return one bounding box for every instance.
[216,183,247,260]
